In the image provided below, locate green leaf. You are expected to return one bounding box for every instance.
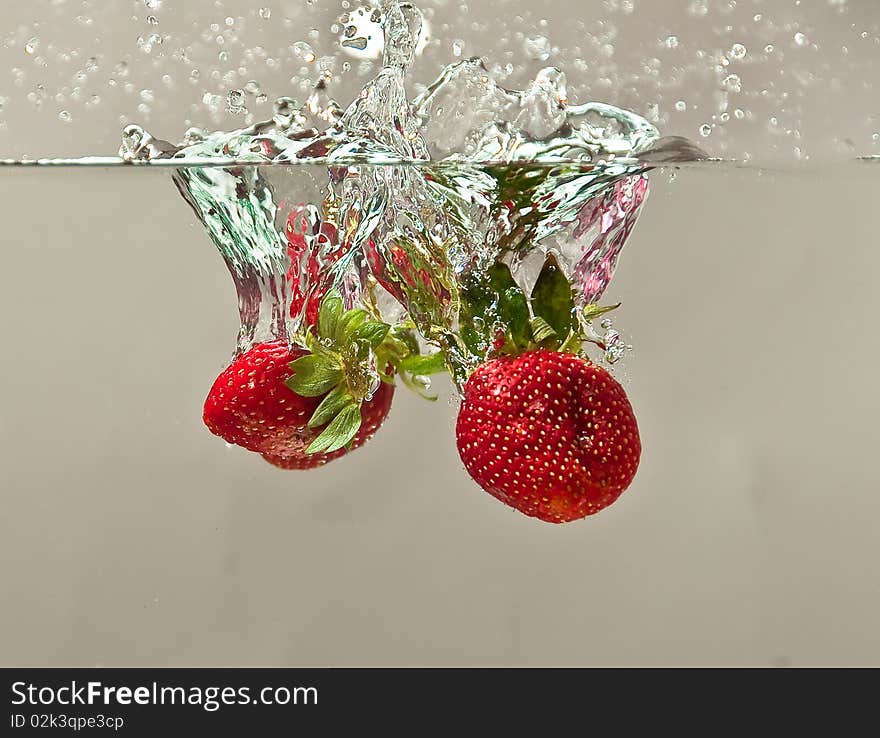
[351,321,390,350]
[336,309,369,342]
[308,385,357,429]
[490,264,532,350]
[531,254,576,339]
[581,302,621,322]
[529,316,558,346]
[398,351,448,376]
[306,403,362,454]
[400,370,438,401]
[317,291,344,342]
[285,354,343,398]
[459,261,531,357]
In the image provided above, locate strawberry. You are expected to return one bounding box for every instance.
[261,380,393,469]
[203,340,314,454]
[203,338,395,468]
[204,289,401,468]
[455,349,640,523]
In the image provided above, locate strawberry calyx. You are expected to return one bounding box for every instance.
[286,291,447,453]
[454,253,621,371]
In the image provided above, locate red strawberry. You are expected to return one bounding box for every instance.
[203,340,314,454]
[262,380,393,469]
[455,349,640,524]
[203,339,393,467]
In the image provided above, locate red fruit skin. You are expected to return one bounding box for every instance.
[455,350,641,524]
[203,341,316,454]
[261,380,394,469]
[203,340,394,469]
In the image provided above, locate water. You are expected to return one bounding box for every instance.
[1,160,879,665]
[1,0,880,665]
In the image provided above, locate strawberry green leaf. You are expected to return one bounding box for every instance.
[398,351,448,376]
[459,261,531,357]
[306,403,362,454]
[308,385,357,429]
[336,309,369,342]
[351,321,391,350]
[581,302,621,322]
[529,316,558,346]
[531,254,576,339]
[317,291,344,342]
[286,354,343,397]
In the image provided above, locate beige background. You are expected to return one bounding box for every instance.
[1,160,879,666]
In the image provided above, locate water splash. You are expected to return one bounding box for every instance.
[124,0,701,370]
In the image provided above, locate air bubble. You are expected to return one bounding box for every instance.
[723,73,742,92]
[226,89,246,114]
[292,41,317,63]
[524,35,551,61]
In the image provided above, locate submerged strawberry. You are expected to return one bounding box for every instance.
[451,253,640,523]
[204,292,398,468]
[456,350,640,523]
[203,340,314,454]
[261,380,393,469]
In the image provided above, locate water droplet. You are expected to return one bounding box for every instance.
[723,73,742,92]
[226,89,246,114]
[146,15,159,25]
[259,8,271,20]
[699,123,712,137]
[730,43,747,59]
[292,41,317,63]
[58,110,71,122]
[524,35,551,61]
[664,35,679,49]
[675,100,687,111]
[794,32,808,47]
[25,37,38,55]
